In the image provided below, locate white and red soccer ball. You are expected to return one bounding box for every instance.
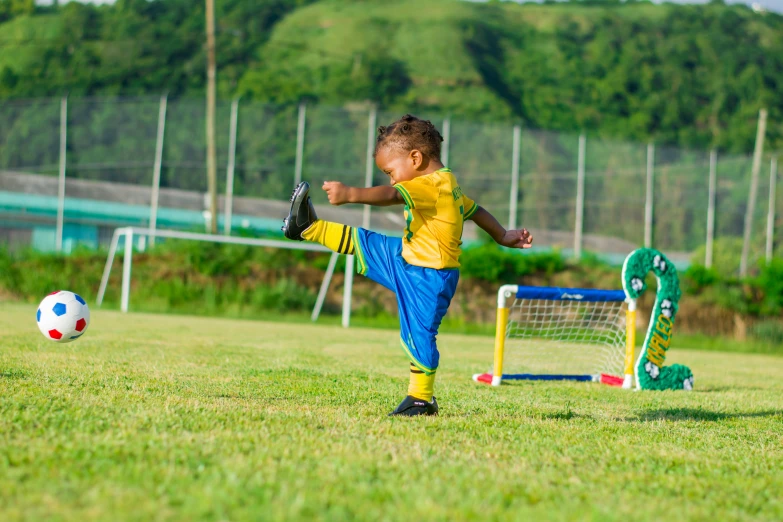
[36,290,90,343]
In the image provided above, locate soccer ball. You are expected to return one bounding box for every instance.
[36,290,90,343]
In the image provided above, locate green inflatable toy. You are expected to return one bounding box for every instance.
[622,248,694,391]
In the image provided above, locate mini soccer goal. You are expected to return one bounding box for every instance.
[473,285,636,388]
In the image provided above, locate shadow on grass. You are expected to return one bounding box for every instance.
[629,408,782,422]
[692,385,771,393]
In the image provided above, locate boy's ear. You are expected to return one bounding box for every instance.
[409,149,424,169]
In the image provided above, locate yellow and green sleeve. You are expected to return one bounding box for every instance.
[394,184,415,209]
[463,199,479,219]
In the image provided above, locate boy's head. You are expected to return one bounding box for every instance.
[374,114,444,185]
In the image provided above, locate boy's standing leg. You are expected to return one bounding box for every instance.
[350,223,457,416]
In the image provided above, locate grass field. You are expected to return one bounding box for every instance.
[1,302,782,521]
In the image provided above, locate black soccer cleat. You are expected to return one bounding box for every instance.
[388,396,439,417]
[282,181,318,241]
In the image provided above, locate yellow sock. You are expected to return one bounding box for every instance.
[301,220,355,255]
[408,364,435,401]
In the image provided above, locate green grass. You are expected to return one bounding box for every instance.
[1,303,782,521]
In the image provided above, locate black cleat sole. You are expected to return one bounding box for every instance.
[388,396,439,417]
[282,181,317,241]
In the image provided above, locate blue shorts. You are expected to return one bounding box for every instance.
[352,228,459,374]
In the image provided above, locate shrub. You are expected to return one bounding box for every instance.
[750,320,783,345]
[682,264,720,295]
[752,258,783,316]
[690,237,766,277]
[460,244,566,284]
[250,278,316,313]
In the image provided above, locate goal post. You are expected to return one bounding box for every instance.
[624,298,636,388]
[95,227,354,326]
[474,285,635,388]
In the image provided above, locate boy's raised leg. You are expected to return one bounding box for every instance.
[301,221,355,255]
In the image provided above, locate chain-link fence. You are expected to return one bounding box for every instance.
[520,130,580,238]
[1,96,780,275]
[0,98,63,250]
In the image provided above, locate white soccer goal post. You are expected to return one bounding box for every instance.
[473,285,636,388]
[95,227,355,327]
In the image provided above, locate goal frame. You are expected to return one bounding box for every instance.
[95,226,356,326]
[477,284,636,389]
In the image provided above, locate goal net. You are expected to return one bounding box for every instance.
[473,285,635,388]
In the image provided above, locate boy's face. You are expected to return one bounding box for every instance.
[375,146,424,185]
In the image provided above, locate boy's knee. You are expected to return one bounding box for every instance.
[401,337,439,374]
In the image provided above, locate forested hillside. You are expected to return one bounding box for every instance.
[1,0,782,153]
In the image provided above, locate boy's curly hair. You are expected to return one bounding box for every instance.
[374,114,443,161]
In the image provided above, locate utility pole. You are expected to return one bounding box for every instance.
[740,109,767,277]
[205,0,218,234]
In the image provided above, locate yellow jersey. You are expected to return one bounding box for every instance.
[393,168,478,269]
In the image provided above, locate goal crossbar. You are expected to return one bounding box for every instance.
[95,227,355,326]
[474,284,636,388]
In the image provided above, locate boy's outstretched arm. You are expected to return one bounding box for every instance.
[322,181,402,207]
[469,206,533,249]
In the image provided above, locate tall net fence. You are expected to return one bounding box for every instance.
[0,99,62,249]
[162,98,234,195]
[304,105,369,210]
[65,98,161,248]
[584,138,647,249]
[450,119,514,224]
[0,96,780,274]
[0,99,61,176]
[518,130,579,238]
[653,145,711,253]
[67,97,159,186]
[234,103,297,202]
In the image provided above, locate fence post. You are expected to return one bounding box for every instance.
[121,228,134,313]
[766,157,778,264]
[508,125,521,230]
[740,109,768,277]
[294,102,306,186]
[705,149,717,268]
[149,95,168,247]
[342,256,354,328]
[312,252,339,322]
[441,117,451,167]
[224,98,239,235]
[574,133,586,258]
[96,228,121,307]
[644,143,655,248]
[362,106,378,229]
[56,96,67,252]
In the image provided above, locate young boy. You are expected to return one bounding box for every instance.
[282,114,533,416]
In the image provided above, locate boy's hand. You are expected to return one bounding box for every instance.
[323,181,352,206]
[500,228,533,249]
[469,206,534,249]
